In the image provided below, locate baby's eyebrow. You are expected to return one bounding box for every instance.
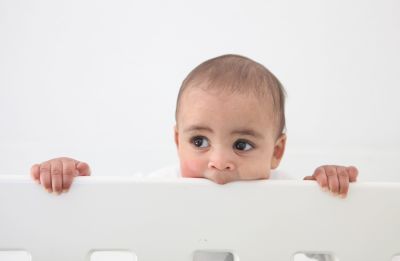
[231,129,264,139]
[184,125,214,133]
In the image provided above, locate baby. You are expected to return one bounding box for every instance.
[30,54,358,197]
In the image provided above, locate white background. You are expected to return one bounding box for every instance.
[1,0,399,181]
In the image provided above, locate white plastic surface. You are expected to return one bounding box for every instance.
[0,175,399,261]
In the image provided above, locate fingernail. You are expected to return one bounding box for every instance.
[322,187,328,192]
[339,194,346,198]
[47,189,52,193]
[63,189,69,193]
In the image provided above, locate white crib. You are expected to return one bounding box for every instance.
[0,175,399,261]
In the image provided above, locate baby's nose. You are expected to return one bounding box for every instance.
[208,160,235,171]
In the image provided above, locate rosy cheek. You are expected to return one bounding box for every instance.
[180,158,206,178]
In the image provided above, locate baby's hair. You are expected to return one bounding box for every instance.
[175,54,287,136]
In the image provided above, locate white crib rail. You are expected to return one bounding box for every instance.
[0,175,399,261]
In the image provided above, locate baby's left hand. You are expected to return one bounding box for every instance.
[303,165,358,198]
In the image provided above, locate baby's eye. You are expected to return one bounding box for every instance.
[191,136,209,148]
[233,140,254,151]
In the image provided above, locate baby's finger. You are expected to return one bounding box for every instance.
[337,167,349,197]
[313,167,328,189]
[347,166,358,182]
[39,162,52,193]
[62,160,75,192]
[30,164,40,184]
[76,161,91,176]
[51,160,63,194]
[326,166,339,195]
[303,176,314,180]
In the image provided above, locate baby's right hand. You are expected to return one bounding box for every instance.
[30,157,91,194]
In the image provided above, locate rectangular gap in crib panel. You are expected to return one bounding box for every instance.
[90,250,137,261]
[0,250,31,261]
[392,255,400,261]
[193,250,235,261]
[293,252,337,261]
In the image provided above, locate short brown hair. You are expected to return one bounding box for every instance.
[175,54,286,135]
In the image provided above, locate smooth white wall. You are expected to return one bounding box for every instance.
[1,0,399,180]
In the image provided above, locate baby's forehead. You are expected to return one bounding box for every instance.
[179,88,277,124]
[181,86,276,112]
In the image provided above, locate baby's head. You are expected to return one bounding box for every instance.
[174,54,287,184]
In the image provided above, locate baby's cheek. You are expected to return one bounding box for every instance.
[239,161,271,180]
[180,158,206,178]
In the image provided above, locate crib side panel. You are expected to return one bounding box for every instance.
[0,176,399,261]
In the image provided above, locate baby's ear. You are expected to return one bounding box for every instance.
[174,125,179,148]
[271,134,287,169]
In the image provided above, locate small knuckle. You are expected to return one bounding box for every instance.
[53,170,62,176]
[326,172,335,177]
[51,168,62,176]
[63,158,75,165]
[326,169,336,176]
[39,165,50,173]
[63,168,74,176]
